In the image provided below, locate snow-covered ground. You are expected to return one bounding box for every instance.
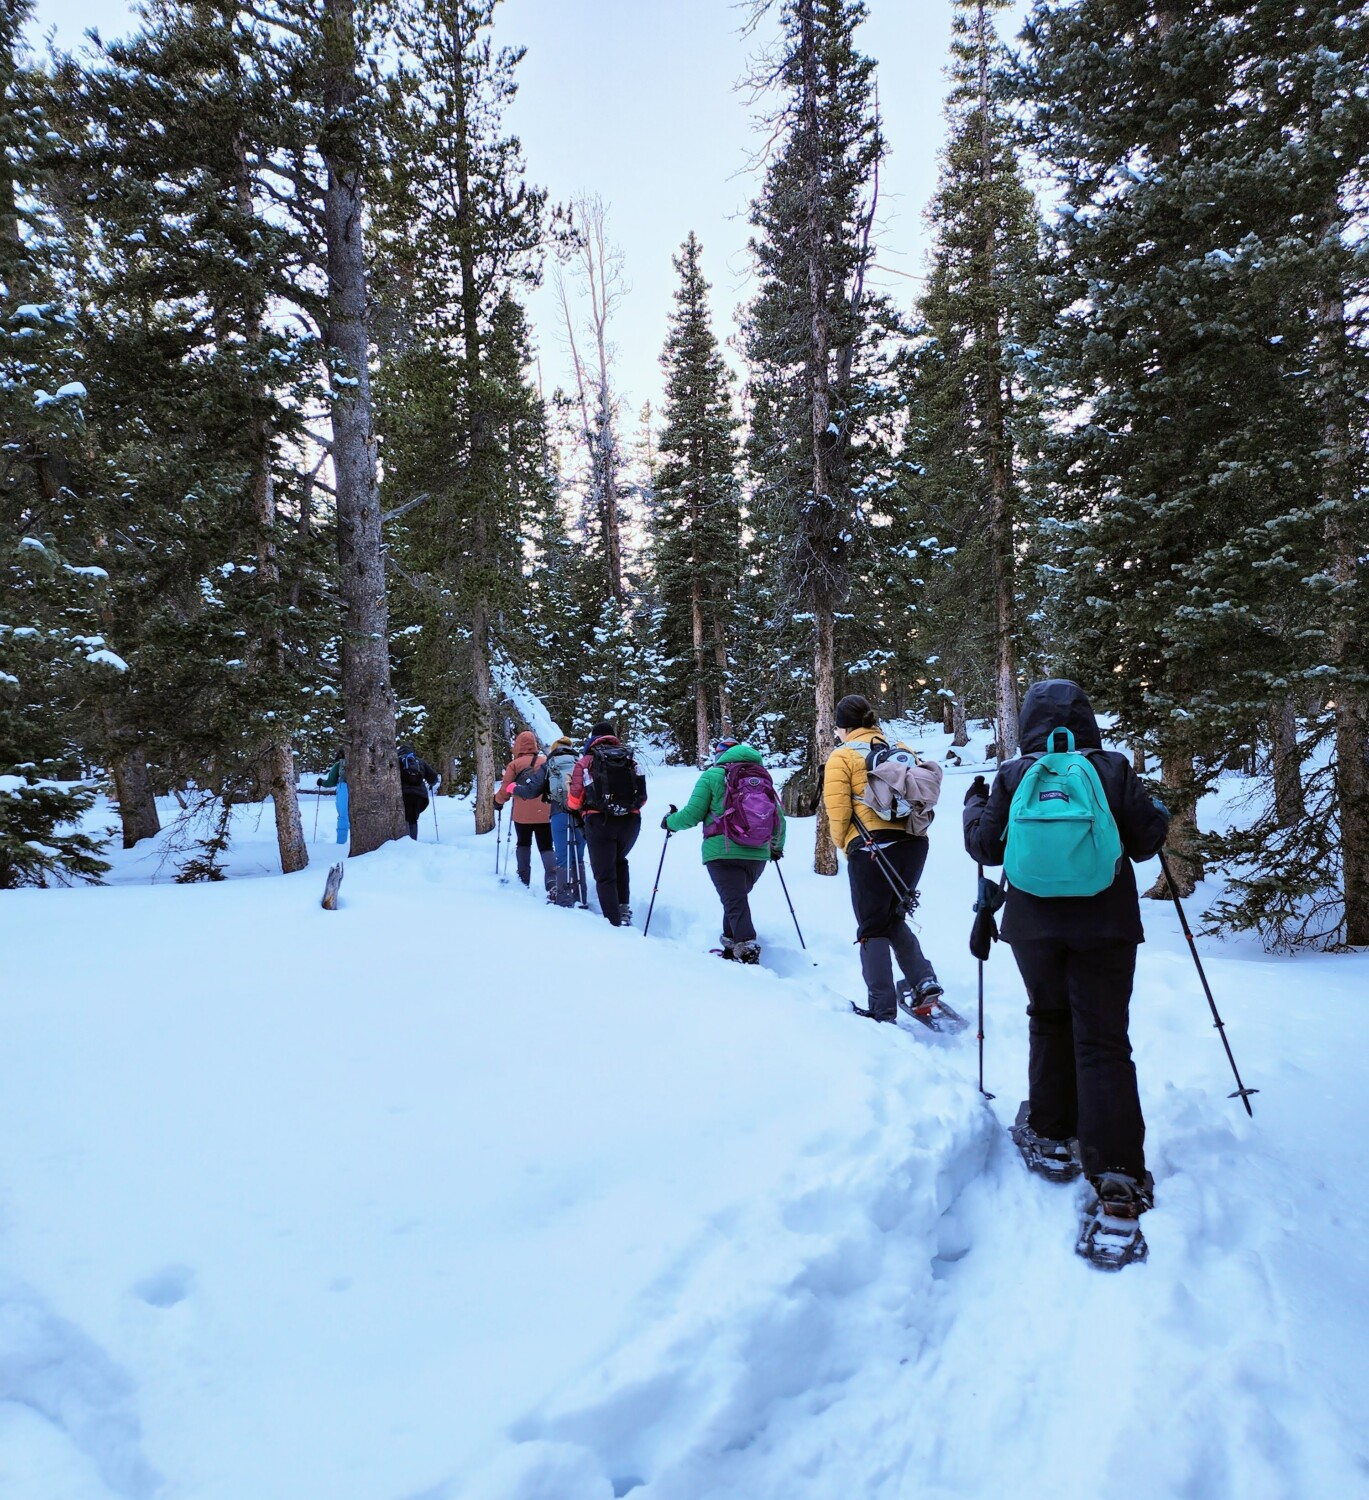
[3,729,1367,1500]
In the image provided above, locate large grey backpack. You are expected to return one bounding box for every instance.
[857,739,943,834]
[545,750,578,811]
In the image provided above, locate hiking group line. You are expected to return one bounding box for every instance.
[332,680,1256,1271]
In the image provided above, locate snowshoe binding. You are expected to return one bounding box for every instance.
[1010,1101,1081,1183]
[850,1002,896,1024]
[1075,1171,1153,1271]
[896,978,968,1034]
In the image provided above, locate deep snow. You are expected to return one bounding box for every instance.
[2,733,1367,1500]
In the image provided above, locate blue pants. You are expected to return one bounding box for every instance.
[550,808,587,904]
[335,781,350,845]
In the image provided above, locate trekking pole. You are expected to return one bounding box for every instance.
[853,814,917,914]
[431,791,440,843]
[573,830,589,907]
[1159,850,1257,1115]
[312,787,321,841]
[501,807,515,882]
[495,804,503,875]
[975,864,994,1101]
[772,860,807,950]
[642,831,671,937]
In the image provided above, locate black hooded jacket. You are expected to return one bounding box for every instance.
[963,680,1170,946]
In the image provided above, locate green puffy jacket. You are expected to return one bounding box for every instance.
[663,742,787,863]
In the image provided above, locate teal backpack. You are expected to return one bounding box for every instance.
[1004,727,1123,898]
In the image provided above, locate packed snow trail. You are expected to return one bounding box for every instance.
[1,745,1366,1499]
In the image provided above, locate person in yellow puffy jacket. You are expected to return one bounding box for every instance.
[823,694,944,1023]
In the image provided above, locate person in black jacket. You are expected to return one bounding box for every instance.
[397,744,439,840]
[963,680,1169,1211]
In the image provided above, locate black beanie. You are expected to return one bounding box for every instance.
[835,695,877,730]
[589,720,616,740]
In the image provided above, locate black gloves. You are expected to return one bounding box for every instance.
[964,775,990,807]
[969,875,1007,961]
[661,803,678,831]
[771,848,783,861]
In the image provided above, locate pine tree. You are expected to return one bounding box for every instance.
[743,0,888,872]
[1020,1,1317,896]
[1020,0,1369,937]
[45,0,334,872]
[372,0,548,829]
[901,0,1042,758]
[652,233,742,765]
[315,0,408,851]
[0,7,107,885]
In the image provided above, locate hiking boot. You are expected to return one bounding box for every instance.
[1091,1171,1154,1219]
[619,905,632,926]
[913,977,944,1004]
[734,940,761,965]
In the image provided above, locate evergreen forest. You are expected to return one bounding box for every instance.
[2,0,1366,951]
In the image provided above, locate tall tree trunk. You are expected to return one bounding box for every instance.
[101,709,160,848]
[952,697,969,747]
[1145,745,1202,898]
[691,579,709,765]
[798,0,838,878]
[1316,205,1369,943]
[598,396,623,602]
[710,610,733,738]
[320,0,406,856]
[264,740,305,869]
[978,0,1019,763]
[234,131,305,874]
[942,697,955,735]
[452,35,498,835]
[470,597,497,834]
[813,602,837,874]
[1268,700,1305,829]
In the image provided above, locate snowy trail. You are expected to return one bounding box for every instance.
[2,751,1367,1499]
[459,768,1369,1500]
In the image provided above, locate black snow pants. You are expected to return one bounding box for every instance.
[846,833,935,1021]
[708,859,766,946]
[1011,939,1145,1182]
[403,791,429,840]
[515,822,554,891]
[583,814,640,926]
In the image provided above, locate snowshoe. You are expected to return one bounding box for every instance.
[1010,1101,1081,1183]
[321,860,345,911]
[1075,1172,1153,1271]
[895,979,968,1034]
[850,1002,896,1024]
[711,946,741,962]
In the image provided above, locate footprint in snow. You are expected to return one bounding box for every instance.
[131,1264,194,1309]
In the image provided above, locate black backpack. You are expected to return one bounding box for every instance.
[399,750,426,789]
[582,742,641,816]
[512,757,549,800]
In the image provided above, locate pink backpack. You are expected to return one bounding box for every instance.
[705,763,780,848]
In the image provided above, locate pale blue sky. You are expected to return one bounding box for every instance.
[29,0,1029,431]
